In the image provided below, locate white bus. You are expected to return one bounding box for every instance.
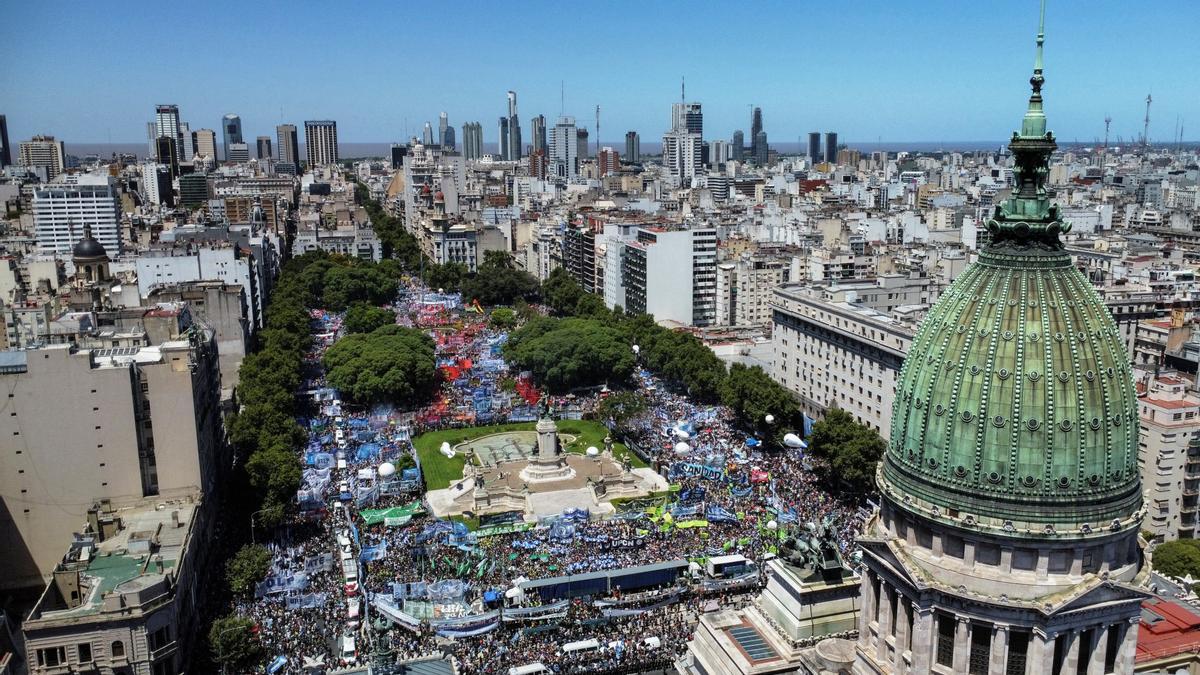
[507,665,548,675]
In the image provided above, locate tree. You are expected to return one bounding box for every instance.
[542,267,584,316]
[807,408,886,493]
[490,307,518,330]
[425,262,468,293]
[226,544,271,598]
[1152,540,1200,579]
[323,326,437,404]
[596,391,648,435]
[504,318,635,392]
[321,264,397,310]
[721,363,802,440]
[461,253,540,306]
[344,303,395,334]
[209,614,260,671]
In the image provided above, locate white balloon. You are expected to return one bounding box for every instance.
[586,446,599,456]
[783,433,804,448]
[632,344,641,354]
[674,442,691,454]
[378,462,396,477]
[765,414,775,424]
[440,441,451,452]
[674,429,690,440]
[767,520,778,530]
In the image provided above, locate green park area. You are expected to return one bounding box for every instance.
[414,419,646,490]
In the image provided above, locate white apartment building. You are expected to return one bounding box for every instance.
[661,131,701,184]
[19,135,66,180]
[770,284,914,436]
[714,255,789,327]
[32,175,122,256]
[1137,372,1200,541]
[621,226,717,326]
[549,117,578,181]
[304,120,339,167]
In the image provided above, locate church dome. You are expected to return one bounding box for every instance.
[879,37,1141,530]
[72,229,107,260]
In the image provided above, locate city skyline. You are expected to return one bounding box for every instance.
[1,1,1196,147]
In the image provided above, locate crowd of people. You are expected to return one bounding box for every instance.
[232,283,870,674]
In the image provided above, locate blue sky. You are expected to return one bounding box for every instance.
[1,0,1196,146]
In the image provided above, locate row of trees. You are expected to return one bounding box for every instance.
[530,267,884,493]
[324,325,437,404]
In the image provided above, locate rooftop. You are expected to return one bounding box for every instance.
[1137,597,1200,664]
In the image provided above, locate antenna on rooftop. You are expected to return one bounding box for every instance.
[1143,93,1152,151]
[681,76,685,103]
[595,105,600,157]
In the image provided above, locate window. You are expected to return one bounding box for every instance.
[1104,625,1120,674]
[111,641,125,658]
[78,643,92,663]
[1007,629,1029,675]
[969,623,992,675]
[37,647,66,667]
[936,614,955,667]
[148,626,171,651]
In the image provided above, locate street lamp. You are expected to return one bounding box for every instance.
[249,508,271,545]
[214,623,247,675]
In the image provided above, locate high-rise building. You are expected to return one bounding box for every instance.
[442,125,455,152]
[462,122,483,160]
[153,105,183,162]
[390,143,408,169]
[709,139,729,168]
[531,114,547,155]
[576,128,589,162]
[549,116,578,180]
[226,143,250,163]
[304,120,339,167]
[732,130,744,162]
[222,113,243,160]
[750,106,763,160]
[194,128,218,160]
[824,131,838,166]
[33,174,121,255]
[422,122,434,146]
[663,102,702,183]
[754,131,768,166]
[0,114,10,167]
[19,135,66,180]
[624,131,640,164]
[256,136,272,159]
[528,148,547,180]
[154,136,179,177]
[438,112,450,148]
[854,14,1148,675]
[276,124,299,172]
[808,131,822,164]
[177,122,194,161]
[598,147,620,177]
[499,91,522,161]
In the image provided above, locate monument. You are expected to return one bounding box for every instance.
[425,396,669,521]
[679,517,861,675]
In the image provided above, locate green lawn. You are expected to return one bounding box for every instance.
[414,419,646,490]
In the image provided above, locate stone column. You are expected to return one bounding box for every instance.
[1118,619,1140,672]
[988,624,1008,675]
[1086,625,1109,675]
[909,605,934,674]
[859,573,877,650]
[952,616,970,673]
[1036,547,1050,580]
[1027,629,1056,675]
[1062,630,1081,675]
[892,594,910,675]
[875,582,893,663]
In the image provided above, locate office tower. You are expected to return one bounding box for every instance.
[531,114,547,155]
[177,122,194,161]
[754,131,768,166]
[222,113,243,160]
[194,128,218,160]
[0,114,10,167]
[732,130,745,162]
[501,90,522,161]
[854,12,1149,675]
[154,105,182,159]
[598,147,619,176]
[179,173,210,206]
[462,122,483,160]
[422,122,434,146]
[256,136,273,159]
[709,139,729,168]
[528,149,547,180]
[498,117,509,158]
[549,116,578,180]
[576,128,589,162]
[750,107,763,161]
[808,131,822,163]
[824,131,838,166]
[227,142,250,163]
[141,162,174,207]
[18,135,67,179]
[33,174,121,255]
[304,120,339,167]
[663,101,702,182]
[389,143,407,169]
[276,123,300,171]
[624,131,640,164]
[154,136,179,177]
[442,125,455,152]
[438,112,449,147]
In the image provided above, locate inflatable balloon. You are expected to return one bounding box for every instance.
[767,520,778,530]
[674,429,691,440]
[632,344,640,354]
[586,446,599,456]
[765,414,775,424]
[783,433,804,448]
[674,442,691,455]
[378,462,396,477]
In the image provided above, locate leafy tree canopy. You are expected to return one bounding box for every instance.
[1153,540,1200,579]
[209,614,261,669]
[505,317,634,393]
[323,326,437,404]
[343,303,395,334]
[807,408,886,493]
[225,544,271,598]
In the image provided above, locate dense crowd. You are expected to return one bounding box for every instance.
[233,284,869,674]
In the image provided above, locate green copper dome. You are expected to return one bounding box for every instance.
[879,9,1142,529]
